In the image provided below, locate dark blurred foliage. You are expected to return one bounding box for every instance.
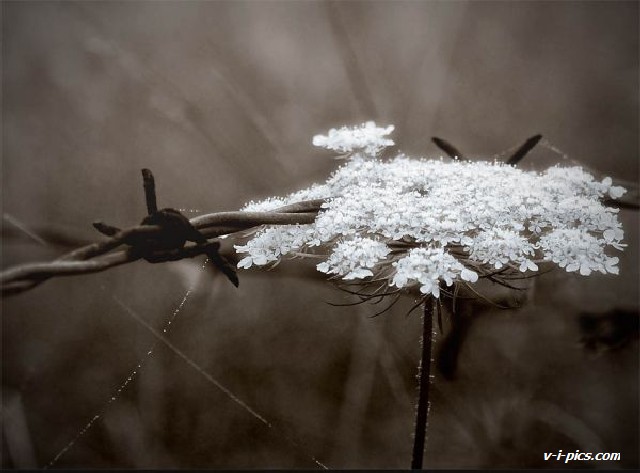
[579,308,639,352]
[2,1,638,469]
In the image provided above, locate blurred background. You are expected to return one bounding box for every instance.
[2,0,638,469]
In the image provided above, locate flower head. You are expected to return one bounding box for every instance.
[236,124,626,298]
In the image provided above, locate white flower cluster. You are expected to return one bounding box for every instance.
[236,225,315,269]
[467,228,539,272]
[392,247,479,298]
[316,236,391,280]
[538,229,620,276]
[235,124,627,298]
[312,121,395,155]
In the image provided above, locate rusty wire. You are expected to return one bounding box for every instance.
[1,168,323,297]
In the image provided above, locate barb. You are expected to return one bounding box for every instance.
[431,137,466,161]
[141,168,158,215]
[506,134,542,165]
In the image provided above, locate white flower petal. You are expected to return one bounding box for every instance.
[237,257,253,269]
[566,262,580,273]
[579,263,592,276]
[609,186,626,199]
[603,229,616,242]
[460,268,479,282]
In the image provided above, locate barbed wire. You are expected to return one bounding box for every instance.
[0,168,324,297]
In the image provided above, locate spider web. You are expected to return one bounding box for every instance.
[45,260,206,468]
[44,257,328,469]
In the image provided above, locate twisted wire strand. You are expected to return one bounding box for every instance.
[1,199,324,297]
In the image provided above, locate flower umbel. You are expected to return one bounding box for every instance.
[236,124,626,298]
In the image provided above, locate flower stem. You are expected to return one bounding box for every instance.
[411,298,433,470]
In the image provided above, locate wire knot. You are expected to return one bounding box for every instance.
[133,207,209,262]
[94,169,239,287]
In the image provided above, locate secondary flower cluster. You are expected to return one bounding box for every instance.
[391,247,479,298]
[311,121,395,155]
[235,122,626,298]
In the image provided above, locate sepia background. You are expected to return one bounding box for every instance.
[2,0,638,469]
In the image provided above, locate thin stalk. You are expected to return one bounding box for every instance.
[411,298,434,469]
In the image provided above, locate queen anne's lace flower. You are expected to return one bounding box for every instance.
[235,124,627,298]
